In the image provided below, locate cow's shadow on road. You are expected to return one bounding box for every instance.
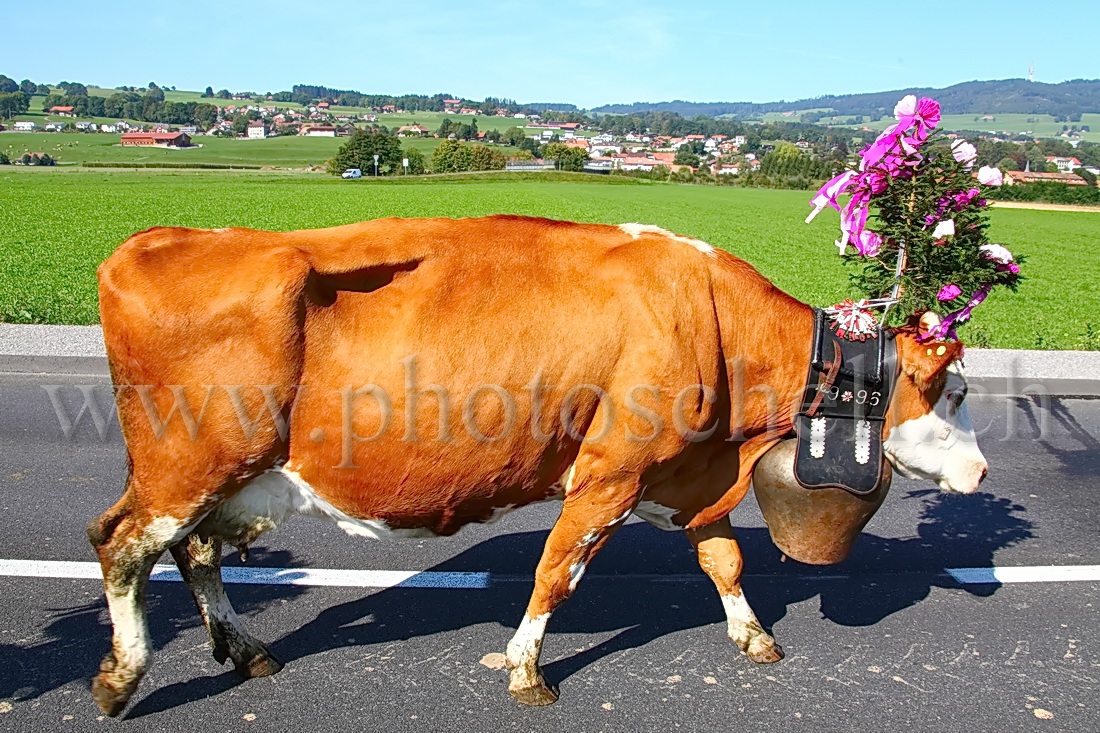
[6,490,1031,717]
[262,489,1032,672]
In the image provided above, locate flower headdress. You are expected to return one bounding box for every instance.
[806,95,1022,340]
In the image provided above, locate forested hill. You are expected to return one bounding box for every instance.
[590,79,1100,119]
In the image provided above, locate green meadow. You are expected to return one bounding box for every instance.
[826,113,1100,143]
[1,168,1095,349]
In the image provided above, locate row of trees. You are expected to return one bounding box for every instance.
[0,75,50,96]
[0,152,55,165]
[329,131,573,176]
[327,130,426,176]
[37,89,219,128]
[758,142,842,178]
[971,136,1100,172]
[431,139,506,172]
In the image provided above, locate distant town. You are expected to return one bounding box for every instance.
[1,76,1097,198]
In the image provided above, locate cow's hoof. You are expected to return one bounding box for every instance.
[746,636,784,664]
[509,681,559,706]
[91,674,137,717]
[235,650,284,679]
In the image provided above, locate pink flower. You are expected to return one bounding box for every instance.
[951,140,977,168]
[916,98,941,130]
[953,188,982,210]
[977,166,1003,186]
[937,284,962,301]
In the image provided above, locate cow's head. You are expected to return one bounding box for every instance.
[883,312,988,494]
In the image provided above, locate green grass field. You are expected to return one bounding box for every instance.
[824,113,1100,143]
[0,132,514,167]
[0,169,1095,349]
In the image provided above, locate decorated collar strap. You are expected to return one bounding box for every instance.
[793,309,900,496]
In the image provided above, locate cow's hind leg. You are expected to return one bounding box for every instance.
[506,475,639,706]
[87,493,194,716]
[170,533,282,679]
[686,517,783,663]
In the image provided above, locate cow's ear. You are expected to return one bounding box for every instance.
[897,333,965,385]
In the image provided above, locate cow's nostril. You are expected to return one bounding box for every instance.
[978,466,989,484]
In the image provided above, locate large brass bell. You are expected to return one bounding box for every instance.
[752,439,891,565]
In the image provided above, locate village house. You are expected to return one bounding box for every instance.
[1045,156,1082,173]
[120,132,192,148]
[397,124,430,137]
[48,106,75,117]
[247,120,267,139]
[443,99,462,113]
[1005,170,1087,186]
[14,121,37,131]
[301,124,337,137]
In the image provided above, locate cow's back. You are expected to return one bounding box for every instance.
[289,217,725,530]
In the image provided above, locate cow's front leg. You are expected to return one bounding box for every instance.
[170,533,282,679]
[506,484,638,706]
[686,517,783,663]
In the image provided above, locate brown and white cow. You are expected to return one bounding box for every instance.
[88,215,986,715]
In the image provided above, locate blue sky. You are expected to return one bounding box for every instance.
[3,1,1097,109]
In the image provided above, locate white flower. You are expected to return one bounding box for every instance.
[894,95,917,119]
[931,220,956,239]
[980,243,1014,263]
[977,165,1003,186]
[951,140,977,168]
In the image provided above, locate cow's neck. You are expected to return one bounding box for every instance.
[710,252,814,439]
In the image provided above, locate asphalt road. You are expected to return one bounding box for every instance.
[0,371,1097,732]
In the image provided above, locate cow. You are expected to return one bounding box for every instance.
[88,215,987,716]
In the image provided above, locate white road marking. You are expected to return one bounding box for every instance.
[2,559,1099,588]
[0,559,490,589]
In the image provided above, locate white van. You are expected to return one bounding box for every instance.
[341,168,362,179]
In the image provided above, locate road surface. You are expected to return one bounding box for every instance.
[0,370,1097,731]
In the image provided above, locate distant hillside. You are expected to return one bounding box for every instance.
[591,79,1100,119]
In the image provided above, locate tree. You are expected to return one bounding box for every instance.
[0,75,17,93]
[674,146,700,168]
[58,82,88,96]
[1077,167,1097,188]
[0,152,9,165]
[431,138,480,172]
[403,146,426,174]
[202,86,214,98]
[216,89,231,100]
[19,79,36,95]
[35,84,50,95]
[542,143,588,171]
[469,144,505,171]
[144,86,165,103]
[329,130,403,175]
[0,92,29,119]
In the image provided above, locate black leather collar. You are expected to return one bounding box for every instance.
[793,309,899,495]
